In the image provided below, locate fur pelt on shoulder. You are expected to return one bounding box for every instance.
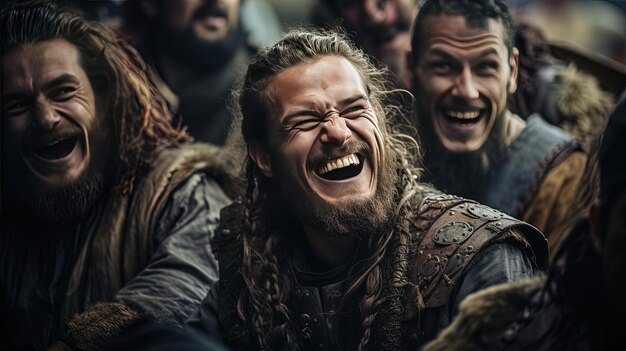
[556,65,614,151]
[422,275,546,351]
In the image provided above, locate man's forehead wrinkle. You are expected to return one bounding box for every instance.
[428,35,503,51]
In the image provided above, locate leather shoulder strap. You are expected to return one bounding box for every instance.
[408,194,547,311]
[483,115,580,218]
[211,201,247,343]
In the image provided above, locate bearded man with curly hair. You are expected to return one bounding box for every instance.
[0,1,236,349]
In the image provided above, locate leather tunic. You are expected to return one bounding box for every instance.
[213,188,548,350]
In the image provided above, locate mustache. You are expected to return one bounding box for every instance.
[194,2,228,20]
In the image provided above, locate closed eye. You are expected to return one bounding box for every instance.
[50,86,77,101]
[3,100,30,118]
[341,104,367,118]
[292,118,322,131]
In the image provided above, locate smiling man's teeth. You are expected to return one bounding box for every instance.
[318,154,360,175]
[447,111,480,120]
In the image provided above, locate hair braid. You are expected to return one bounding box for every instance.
[357,262,385,351]
[264,237,301,350]
[237,161,301,350]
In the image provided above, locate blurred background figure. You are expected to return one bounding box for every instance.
[422,90,626,351]
[312,0,420,90]
[118,0,279,145]
[509,20,616,151]
[518,0,625,66]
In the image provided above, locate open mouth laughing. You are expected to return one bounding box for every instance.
[316,153,364,181]
[22,130,89,182]
[433,103,493,152]
[306,148,375,203]
[31,135,79,161]
[443,108,485,125]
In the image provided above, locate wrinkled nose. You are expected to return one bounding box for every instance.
[363,0,388,26]
[452,70,479,100]
[320,116,352,145]
[32,101,61,130]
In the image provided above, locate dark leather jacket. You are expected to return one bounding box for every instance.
[189,187,548,350]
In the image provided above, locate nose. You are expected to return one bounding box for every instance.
[363,0,388,26]
[452,69,480,100]
[320,115,352,145]
[32,100,62,130]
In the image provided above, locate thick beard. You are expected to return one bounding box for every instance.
[154,21,243,72]
[418,108,508,201]
[271,143,399,240]
[2,131,113,224]
[17,173,105,224]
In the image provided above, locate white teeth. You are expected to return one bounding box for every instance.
[318,154,360,175]
[447,111,480,119]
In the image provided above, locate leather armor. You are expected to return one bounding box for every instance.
[212,188,548,350]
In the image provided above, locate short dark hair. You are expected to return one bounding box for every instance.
[410,0,515,63]
[1,0,190,193]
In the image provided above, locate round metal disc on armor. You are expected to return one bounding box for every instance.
[433,221,474,245]
[467,204,503,220]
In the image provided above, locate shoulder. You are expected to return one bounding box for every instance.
[128,143,238,238]
[407,191,547,309]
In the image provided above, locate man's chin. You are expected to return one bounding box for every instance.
[11,173,105,224]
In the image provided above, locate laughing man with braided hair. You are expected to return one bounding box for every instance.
[161,27,551,351]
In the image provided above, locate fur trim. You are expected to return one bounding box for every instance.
[556,65,614,150]
[61,302,140,350]
[422,275,546,351]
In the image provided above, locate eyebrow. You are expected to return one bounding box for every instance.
[43,73,81,91]
[428,48,500,60]
[2,73,81,102]
[282,94,369,122]
[337,94,368,109]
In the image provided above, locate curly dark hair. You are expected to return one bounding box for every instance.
[411,0,515,63]
[232,26,424,350]
[1,0,190,194]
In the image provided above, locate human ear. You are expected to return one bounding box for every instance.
[248,143,273,178]
[508,47,519,94]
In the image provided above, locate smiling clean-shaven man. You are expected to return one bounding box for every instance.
[409,0,587,255]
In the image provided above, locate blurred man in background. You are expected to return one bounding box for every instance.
[313,0,420,90]
[119,0,256,145]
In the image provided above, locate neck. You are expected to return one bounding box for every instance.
[502,110,526,146]
[302,224,358,270]
[155,51,198,93]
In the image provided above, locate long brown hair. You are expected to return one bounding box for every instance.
[234,26,423,350]
[1,0,190,194]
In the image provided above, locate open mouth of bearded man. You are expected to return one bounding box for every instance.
[30,135,80,161]
[315,153,365,181]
